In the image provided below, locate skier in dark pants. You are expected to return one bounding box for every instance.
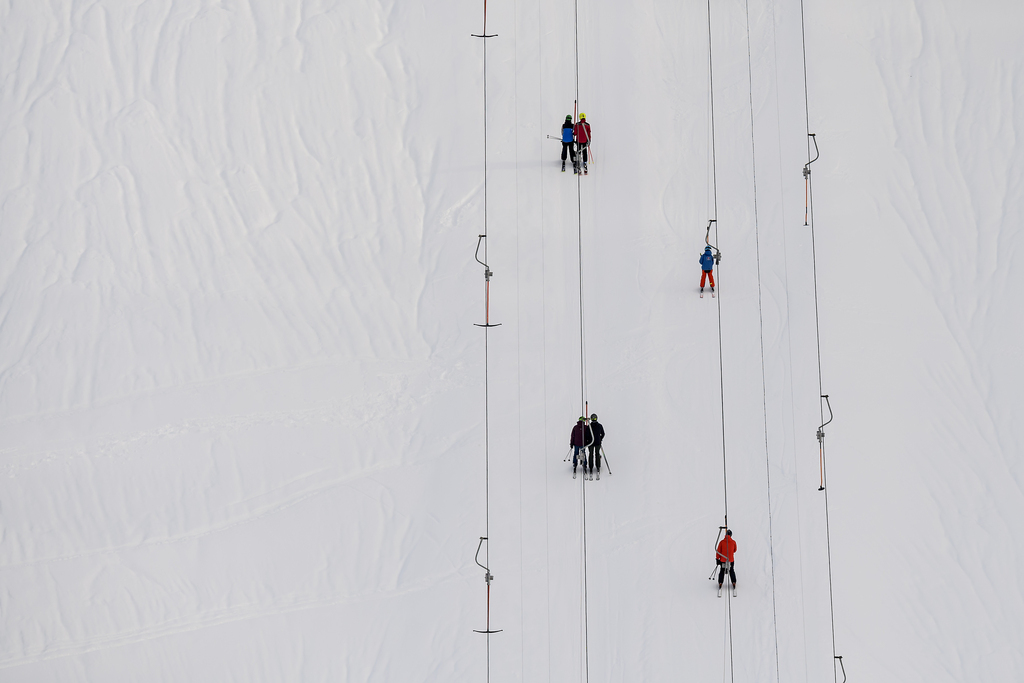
[569,416,592,478]
[574,113,592,175]
[587,413,605,479]
[716,530,737,593]
[699,246,716,293]
[560,115,577,172]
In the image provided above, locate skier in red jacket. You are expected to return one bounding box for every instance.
[573,113,592,175]
[716,530,737,592]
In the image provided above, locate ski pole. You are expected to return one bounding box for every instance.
[563,448,572,462]
[546,134,563,141]
[708,562,721,580]
[600,447,612,475]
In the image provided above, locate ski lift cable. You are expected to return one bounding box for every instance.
[471,1,500,679]
[799,1,843,679]
[706,0,728,532]
[572,0,591,680]
[743,0,783,678]
[706,2,734,682]
[706,0,719,224]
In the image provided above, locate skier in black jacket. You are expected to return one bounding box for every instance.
[587,413,605,480]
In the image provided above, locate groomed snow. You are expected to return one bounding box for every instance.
[0,1,1021,681]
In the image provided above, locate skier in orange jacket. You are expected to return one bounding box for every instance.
[716,530,737,591]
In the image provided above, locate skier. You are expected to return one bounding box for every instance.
[699,246,716,294]
[569,416,592,478]
[716,529,737,595]
[573,113,592,175]
[560,115,577,172]
[588,413,605,480]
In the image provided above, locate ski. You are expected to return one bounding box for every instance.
[732,585,737,597]
[700,289,704,299]
[718,586,723,598]
[596,470,600,480]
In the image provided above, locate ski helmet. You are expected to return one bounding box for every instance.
[590,413,598,420]
[579,113,586,119]
[726,530,732,536]
[578,416,586,422]
[705,245,712,251]
[566,114,572,121]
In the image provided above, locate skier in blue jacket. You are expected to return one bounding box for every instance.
[699,246,716,293]
[561,115,577,172]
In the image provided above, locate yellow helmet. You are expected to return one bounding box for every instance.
[579,113,586,119]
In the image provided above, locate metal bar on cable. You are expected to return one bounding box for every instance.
[803,133,819,225]
[816,394,832,490]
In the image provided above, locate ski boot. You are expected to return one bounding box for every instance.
[583,162,588,175]
[561,160,566,172]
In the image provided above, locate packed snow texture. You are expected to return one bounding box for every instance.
[1,1,1022,681]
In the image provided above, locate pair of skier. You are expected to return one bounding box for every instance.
[569,414,605,479]
[560,114,592,175]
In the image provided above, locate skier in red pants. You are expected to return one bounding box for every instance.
[699,246,716,293]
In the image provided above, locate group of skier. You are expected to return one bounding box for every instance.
[565,413,738,595]
[556,113,719,295]
[556,111,735,596]
[560,113,592,175]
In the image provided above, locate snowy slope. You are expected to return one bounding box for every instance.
[0,1,1022,682]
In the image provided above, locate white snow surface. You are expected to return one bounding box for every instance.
[1,1,1022,681]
